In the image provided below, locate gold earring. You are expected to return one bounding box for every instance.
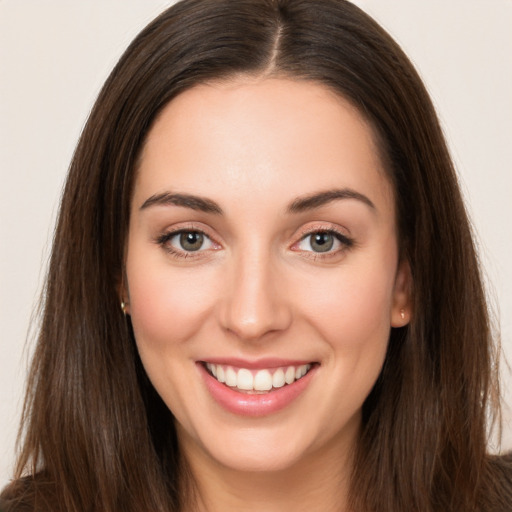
[121,301,128,315]
[400,309,405,320]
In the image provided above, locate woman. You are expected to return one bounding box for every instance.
[1,0,511,510]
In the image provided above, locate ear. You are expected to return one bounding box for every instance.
[390,259,412,327]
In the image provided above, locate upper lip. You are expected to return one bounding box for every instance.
[199,357,317,370]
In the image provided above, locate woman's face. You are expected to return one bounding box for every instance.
[125,78,410,473]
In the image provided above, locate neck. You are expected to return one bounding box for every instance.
[179,425,357,512]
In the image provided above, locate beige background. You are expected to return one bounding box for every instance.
[1,0,511,487]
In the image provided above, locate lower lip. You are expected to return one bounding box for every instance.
[198,363,316,417]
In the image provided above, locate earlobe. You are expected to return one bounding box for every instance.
[391,260,412,327]
[118,271,131,316]
[121,300,130,316]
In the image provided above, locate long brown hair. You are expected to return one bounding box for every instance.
[2,1,511,511]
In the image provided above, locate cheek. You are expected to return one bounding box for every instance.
[126,257,220,424]
[301,263,395,348]
[126,255,218,351]
[297,263,395,420]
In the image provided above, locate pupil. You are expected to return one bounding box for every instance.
[311,232,333,252]
[180,232,203,251]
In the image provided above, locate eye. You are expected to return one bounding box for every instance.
[175,231,209,252]
[158,229,215,254]
[295,230,353,254]
[300,232,336,253]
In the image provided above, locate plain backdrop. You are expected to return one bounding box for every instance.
[1,0,511,488]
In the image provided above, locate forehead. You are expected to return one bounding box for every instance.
[134,77,394,217]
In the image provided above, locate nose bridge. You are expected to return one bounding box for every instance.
[220,242,291,340]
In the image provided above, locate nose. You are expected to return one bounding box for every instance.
[218,250,292,342]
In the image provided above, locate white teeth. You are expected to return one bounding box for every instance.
[285,366,295,384]
[225,367,237,387]
[254,369,273,391]
[237,369,254,390]
[206,363,312,392]
[272,368,285,388]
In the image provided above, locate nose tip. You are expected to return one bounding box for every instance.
[219,259,292,342]
[224,299,288,341]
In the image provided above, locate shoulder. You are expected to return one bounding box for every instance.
[487,452,512,488]
[0,477,35,512]
[479,452,512,512]
[0,474,59,512]
[0,479,31,512]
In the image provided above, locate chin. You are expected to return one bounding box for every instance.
[177,413,349,475]
[202,436,309,473]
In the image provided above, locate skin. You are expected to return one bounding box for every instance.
[124,77,411,511]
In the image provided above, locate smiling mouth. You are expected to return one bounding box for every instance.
[202,362,314,394]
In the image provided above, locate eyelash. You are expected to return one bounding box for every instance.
[155,226,354,260]
[292,228,354,260]
[155,228,216,259]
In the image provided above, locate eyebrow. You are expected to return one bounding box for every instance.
[287,188,376,213]
[139,187,375,215]
[140,192,223,214]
